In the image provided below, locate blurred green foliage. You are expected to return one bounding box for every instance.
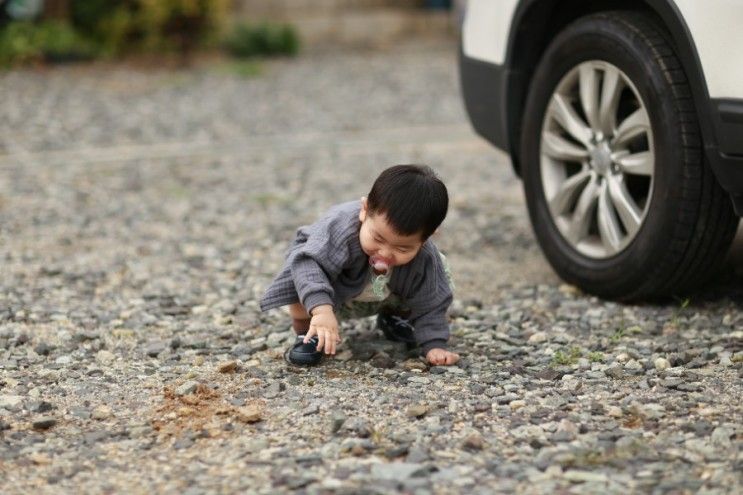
[71,0,228,55]
[0,20,96,66]
[223,22,300,58]
[0,1,301,68]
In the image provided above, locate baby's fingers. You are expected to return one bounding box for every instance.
[303,327,317,343]
[315,328,326,352]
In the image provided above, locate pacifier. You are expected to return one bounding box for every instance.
[369,256,391,274]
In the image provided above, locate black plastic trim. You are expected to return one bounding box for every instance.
[713,98,743,157]
[458,48,508,152]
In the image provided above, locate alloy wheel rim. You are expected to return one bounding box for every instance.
[540,60,655,259]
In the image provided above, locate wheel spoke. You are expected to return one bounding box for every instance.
[566,175,599,243]
[542,131,590,162]
[615,150,654,176]
[549,94,592,147]
[548,170,592,215]
[597,182,623,254]
[579,65,600,130]
[612,107,649,147]
[598,65,623,135]
[607,175,642,236]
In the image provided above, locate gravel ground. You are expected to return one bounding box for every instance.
[1,41,742,494]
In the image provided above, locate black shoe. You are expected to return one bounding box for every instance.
[285,335,322,366]
[377,313,417,345]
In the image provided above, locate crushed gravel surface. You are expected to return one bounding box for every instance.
[1,41,742,494]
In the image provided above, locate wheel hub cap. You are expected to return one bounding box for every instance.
[590,141,613,176]
[539,60,655,259]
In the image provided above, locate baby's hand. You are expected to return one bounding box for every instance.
[426,348,460,366]
[306,305,341,355]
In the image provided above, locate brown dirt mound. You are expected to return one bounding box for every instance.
[152,384,263,439]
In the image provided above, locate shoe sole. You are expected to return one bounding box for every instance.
[284,346,322,366]
[378,321,417,345]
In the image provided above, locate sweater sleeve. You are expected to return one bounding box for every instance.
[288,216,353,314]
[404,248,453,356]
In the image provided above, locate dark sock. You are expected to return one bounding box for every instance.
[292,318,310,335]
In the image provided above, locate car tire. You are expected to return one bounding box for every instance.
[520,11,739,300]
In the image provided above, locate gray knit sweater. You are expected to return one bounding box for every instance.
[259,200,452,354]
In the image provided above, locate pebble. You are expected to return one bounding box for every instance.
[462,433,485,450]
[407,404,428,418]
[145,342,166,358]
[175,381,199,396]
[32,417,57,430]
[96,350,116,365]
[528,332,548,344]
[92,405,113,420]
[654,357,671,371]
[509,400,526,411]
[236,405,262,423]
[0,395,23,411]
[217,360,237,373]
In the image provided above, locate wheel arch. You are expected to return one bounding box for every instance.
[505,0,714,176]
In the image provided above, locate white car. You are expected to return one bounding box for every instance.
[459,0,743,299]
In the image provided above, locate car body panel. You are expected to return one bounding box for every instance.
[459,0,743,210]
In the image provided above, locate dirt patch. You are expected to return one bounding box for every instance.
[151,384,264,439]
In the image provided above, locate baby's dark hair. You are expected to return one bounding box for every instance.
[367,164,448,240]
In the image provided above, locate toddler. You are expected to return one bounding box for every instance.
[260,164,459,366]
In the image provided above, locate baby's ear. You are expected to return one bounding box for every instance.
[359,197,368,222]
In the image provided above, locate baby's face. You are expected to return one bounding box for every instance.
[359,202,424,272]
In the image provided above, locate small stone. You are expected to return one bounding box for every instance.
[371,353,396,369]
[96,350,115,365]
[341,418,373,438]
[55,356,72,365]
[175,381,199,396]
[29,453,52,465]
[606,406,623,418]
[564,470,609,483]
[462,433,485,451]
[406,404,428,418]
[402,360,427,372]
[528,332,548,344]
[34,343,53,356]
[370,462,427,480]
[710,426,734,448]
[604,366,624,379]
[29,401,54,413]
[262,382,284,399]
[236,405,262,423]
[385,445,410,459]
[719,353,733,367]
[335,349,353,362]
[636,403,665,419]
[654,357,671,371]
[551,430,575,442]
[624,359,643,371]
[145,342,166,358]
[0,395,23,411]
[92,405,113,420]
[330,413,346,434]
[193,356,205,366]
[32,417,57,430]
[70,408,92,419]
[301,404,320,415]
[509,400,526,411]
[217,360,237,373]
